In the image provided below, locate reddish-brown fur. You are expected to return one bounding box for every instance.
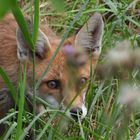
[0,14,91,99]
[0,13,103,120]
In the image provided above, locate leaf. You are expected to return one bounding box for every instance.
[51,0,65,12]
[0,0,18,18]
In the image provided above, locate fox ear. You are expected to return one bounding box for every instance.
[16,18,51,61]
[75,13,104,59]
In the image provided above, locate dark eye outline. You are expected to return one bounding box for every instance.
[47,80,60,89]
[79,77,88,85]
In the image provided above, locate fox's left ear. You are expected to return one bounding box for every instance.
[75,13,104,59]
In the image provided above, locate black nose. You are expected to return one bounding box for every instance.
[70,107,83,121]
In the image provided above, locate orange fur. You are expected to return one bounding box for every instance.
[0,13,103,119]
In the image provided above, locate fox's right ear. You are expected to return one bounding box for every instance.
[75,13,104,59]
[16,18,51,61]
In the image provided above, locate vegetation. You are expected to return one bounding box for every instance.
[0,0,140,140]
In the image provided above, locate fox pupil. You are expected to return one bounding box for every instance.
[47,80,60,89]
[80,78,87,85]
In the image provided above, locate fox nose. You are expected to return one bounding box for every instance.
[70,107,83,121]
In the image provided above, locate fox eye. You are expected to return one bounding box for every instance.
[47,80,60,89]
[79,77,87,85]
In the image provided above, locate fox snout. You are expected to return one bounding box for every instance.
[38,92,87,120]
[63,91,87,120]
[69,104,87,120]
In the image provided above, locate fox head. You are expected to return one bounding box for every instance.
[16,13,104,120]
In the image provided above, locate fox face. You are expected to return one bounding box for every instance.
[0,13,104,120]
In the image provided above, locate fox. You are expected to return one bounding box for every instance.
[0,13,104,121]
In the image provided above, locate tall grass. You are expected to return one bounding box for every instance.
[0,0,140,140]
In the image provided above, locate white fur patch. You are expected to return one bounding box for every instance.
[82,92,86,103]
[37,91,59,109]
[45,95,59,108]
[81,104,87,119]
[37,104,45,113]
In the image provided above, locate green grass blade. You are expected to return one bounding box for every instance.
[0,67,17,104]
[20,110,47,140]
[126,16,140,28]
[126,0,139,11]
[32,0,40,138]
[103,0,118,15]
[88,82,104,116]
[11,2,34,50]
[51,0,65,12]
[3,122,17,140]
[36,113,57,140]
[32,0,40,44]
[0,0,11,18]
[0,111,18,124]
[15,64,27,140]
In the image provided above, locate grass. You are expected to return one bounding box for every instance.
[0,0,140,140]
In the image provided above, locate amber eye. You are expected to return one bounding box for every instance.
[80,77,87,85]
[47,80,60,89]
